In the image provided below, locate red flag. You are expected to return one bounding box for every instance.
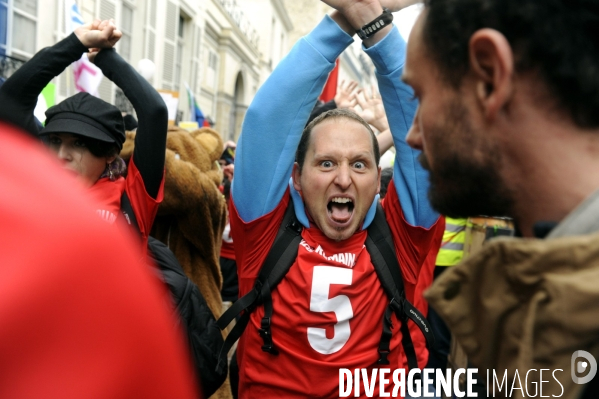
[320,59,340,102]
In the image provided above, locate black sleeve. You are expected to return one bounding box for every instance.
[94,49,167,199]
[0,33,87,136]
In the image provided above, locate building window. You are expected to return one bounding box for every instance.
[208,50,218,71]
[1,1,8,55]
[174,14,184,92]
[191,25,201,93]
[120,2,133,62]
[1,0,38,59]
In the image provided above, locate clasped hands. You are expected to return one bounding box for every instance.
[74,19,122,62]
[320,0,422,29]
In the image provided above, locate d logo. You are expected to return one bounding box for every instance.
[571,350,597,384]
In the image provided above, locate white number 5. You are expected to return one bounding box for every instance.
[307,266,354,354]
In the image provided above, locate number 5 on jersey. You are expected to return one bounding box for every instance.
[307,266,354,355]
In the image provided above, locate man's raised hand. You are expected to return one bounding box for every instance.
[354,86,389,132]
[321,0,384,30]
[335,80,359,109]
[320,0,393,46]
[75,18,122,50]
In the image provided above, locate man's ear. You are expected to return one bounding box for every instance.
[468,29,514,120]
[292,162,302,192]
[376,166,382,194]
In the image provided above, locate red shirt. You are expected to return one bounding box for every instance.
[87,158,164,256]
[220,218,236,260]
[0,122,200,399]
[231,181,443,398]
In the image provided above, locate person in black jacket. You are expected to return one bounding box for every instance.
[0,19,165,252]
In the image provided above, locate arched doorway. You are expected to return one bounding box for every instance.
[229,72,245,141]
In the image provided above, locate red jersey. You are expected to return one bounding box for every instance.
[230,181,443,398]
[88,158,164,255]
[0,122,200,399]
[220,218,236,260]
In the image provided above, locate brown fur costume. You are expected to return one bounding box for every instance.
[122,126,231,399]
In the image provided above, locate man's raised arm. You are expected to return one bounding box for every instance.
[320,0,437,228]
[232,15,354,223]
[364,25,438,228]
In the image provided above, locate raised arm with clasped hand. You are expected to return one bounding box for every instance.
[74,18,122,50]
[322,0,422,46]
[321,0,437,227]
[321,0,390,47]
[0,18,120,136]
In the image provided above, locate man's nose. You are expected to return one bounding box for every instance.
[334,164,352,189]
[406,108,423,150]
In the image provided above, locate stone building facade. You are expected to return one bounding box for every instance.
[1,0,292,140]
[1,0,380,141]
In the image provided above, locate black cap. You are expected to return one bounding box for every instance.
[40,92,125,150]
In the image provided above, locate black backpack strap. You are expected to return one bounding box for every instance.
[120,191,140,233]
[216,201,302,374]
[366,202,435,371]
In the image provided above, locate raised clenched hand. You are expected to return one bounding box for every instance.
[75,18,122,51]
[320,0,385,29]
[320,0,422,28]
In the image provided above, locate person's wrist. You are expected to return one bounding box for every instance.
[73,28,89,47]
[374,120,389,132]
[356,8,393,46]
[344,3,384,29]
[329,11,355,36]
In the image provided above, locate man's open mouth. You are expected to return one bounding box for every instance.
[327,197,354,224]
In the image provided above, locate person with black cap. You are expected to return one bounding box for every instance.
[0,18,167,252]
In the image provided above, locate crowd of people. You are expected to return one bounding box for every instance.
[1,0,598,398]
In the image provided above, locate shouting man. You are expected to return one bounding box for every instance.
[228,0,443,397]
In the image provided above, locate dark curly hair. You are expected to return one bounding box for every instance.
[79,136,127,180]
[422,0,599,128]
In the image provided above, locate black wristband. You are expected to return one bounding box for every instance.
[355,8,394,40]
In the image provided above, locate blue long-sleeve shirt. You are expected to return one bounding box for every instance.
[232,15,438,229]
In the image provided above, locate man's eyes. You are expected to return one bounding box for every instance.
[319,161,368,169]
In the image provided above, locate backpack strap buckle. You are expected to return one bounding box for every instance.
[287,219,303,235]
[377,349,391,365]
[258,317,279,355]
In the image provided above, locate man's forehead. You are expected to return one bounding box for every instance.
[309,118,374,152]
[311,118,371,140]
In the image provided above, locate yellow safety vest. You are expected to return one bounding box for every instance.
[436,217,468,266]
